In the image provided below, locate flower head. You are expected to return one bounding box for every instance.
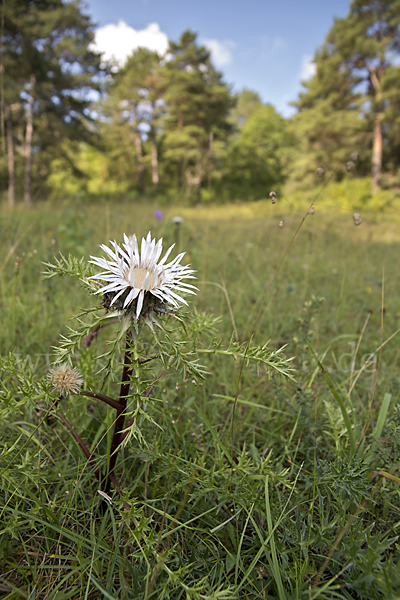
[89,232,197,320]
[49,364,84,396]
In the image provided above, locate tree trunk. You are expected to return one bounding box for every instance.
[207,130,213,194]
[24,75,35,206]
[5,104,15,208]
[371,117,382,194]
[151,137,159,192]
[369,66,382,195]
[134,130,145,193]
[177,158,184,194]
[195,159,203,205]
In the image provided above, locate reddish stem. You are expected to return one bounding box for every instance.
[58,410,103,483]
[58,410,125,497]
[81,389,123,410]
[83,324,101,347]
[105,331,133,492]
[119,370,163,443]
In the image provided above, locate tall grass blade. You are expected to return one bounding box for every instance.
[372,392,392,440]
[264,476,286,600]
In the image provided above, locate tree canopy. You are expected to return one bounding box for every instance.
[292,0,400,193]
[2,0,103,205]
[2,0,400,205]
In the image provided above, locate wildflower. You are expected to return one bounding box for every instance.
[346,161,355,172]
[89,232,197,320]
[49,364,83,396]
[316,166,325,177]
[172,216,183,225]
[279,220,284,228]
[308,207,315,215]
[154,209,163,221]
[269,191,277,204]
[353,212,362,226]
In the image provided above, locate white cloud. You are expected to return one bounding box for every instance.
[300,55,316,81]
[92,21,169,68]
[202,38,235,67]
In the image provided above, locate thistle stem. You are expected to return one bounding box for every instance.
[119,370,163,443]
[80,389,123,410]
[82,323,102,347]
[105,330,133,492]
[120,401,143,444]
[57,410,103,483]
[58,410,124,497]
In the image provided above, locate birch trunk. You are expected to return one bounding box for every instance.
[134,130,145,192]
[5,104,15,208]
[371,117,382,195]
[24,75,35,206]
[207,130,213,194]
[369,66,382,195]
[151,137,159,192]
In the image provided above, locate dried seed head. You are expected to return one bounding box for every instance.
[49,364,84,396]
[353,212,362,226]
[346,160,355,172]
[269,191,277,204]
[351,151,359,161]
[172,215,183,225]
[308,207,315,215]
[316,167,325,177]
[279,220,284,229]
[14,256,21,275]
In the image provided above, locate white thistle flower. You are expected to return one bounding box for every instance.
[89,232,197,320]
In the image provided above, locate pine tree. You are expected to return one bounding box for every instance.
[229,89,262,128]
[161,30,233,202]
[292,0,400,193]
[100,48,163,193]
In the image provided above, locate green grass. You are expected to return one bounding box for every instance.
[1,196,400,599]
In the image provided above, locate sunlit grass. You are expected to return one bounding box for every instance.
[1,197,400,598]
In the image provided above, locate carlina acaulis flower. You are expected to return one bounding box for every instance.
[89,232,197,320]
[49,364,84,396]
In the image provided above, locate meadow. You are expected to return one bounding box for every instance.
[1,194,400,599]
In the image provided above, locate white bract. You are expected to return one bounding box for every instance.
[89,232,197,319]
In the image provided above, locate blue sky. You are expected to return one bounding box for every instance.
[85,0,351,117]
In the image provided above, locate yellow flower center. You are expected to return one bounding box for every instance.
[128,267,156,290]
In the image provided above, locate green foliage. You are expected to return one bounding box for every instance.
[291,0,400,192]
[229,88,262,128]
[286,176,400,212]
[1,0,103,198]
[48,142,131,198]
[224,104,293,199]
[4,2,400,204]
